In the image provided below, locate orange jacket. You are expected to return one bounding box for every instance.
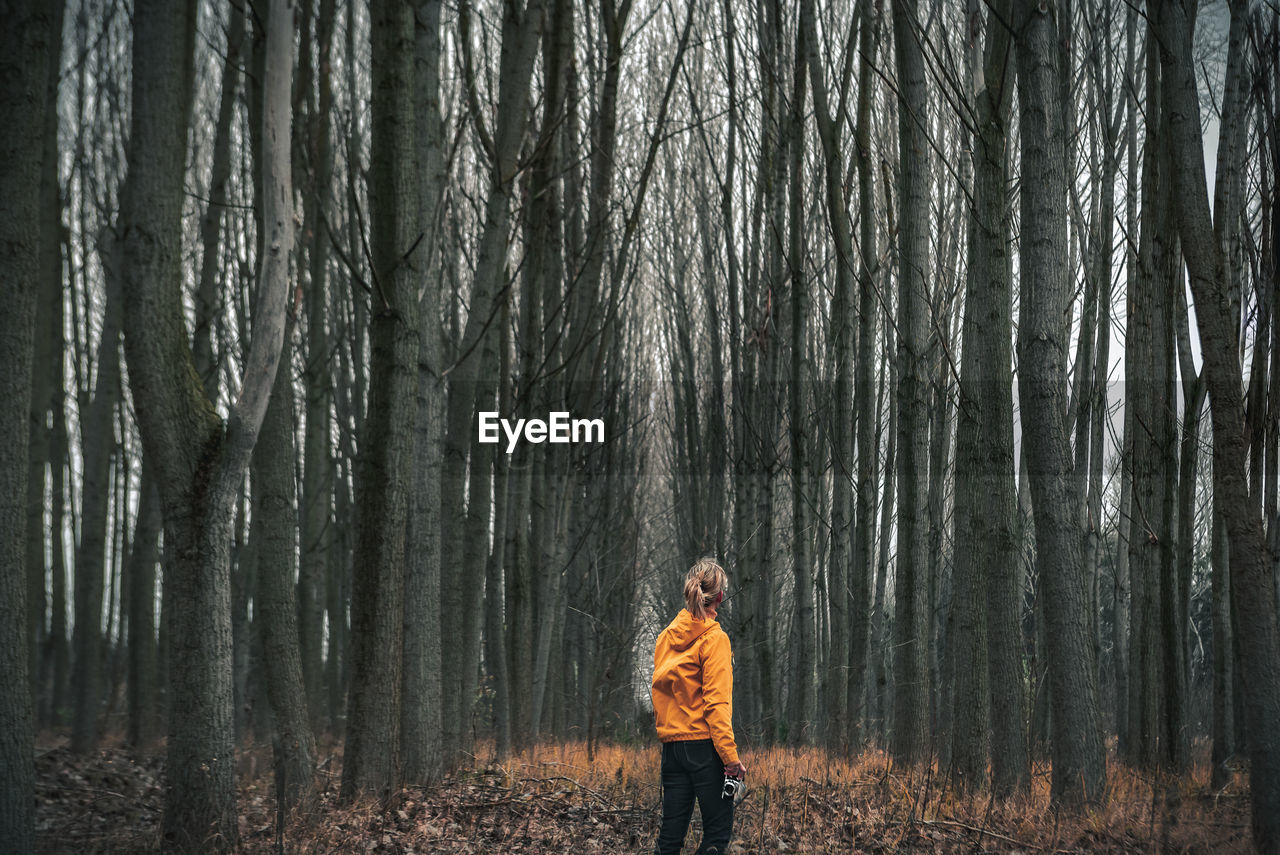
[651,608,739,765]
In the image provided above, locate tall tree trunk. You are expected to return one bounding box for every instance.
[253,337,317,809]
[298,0,335,732]
[950,0,1023,794]
[786,10,813,745]
[70,232,124,755]
[1013,0,1106,807]
[27,0,65,721]
[442,0,543,761]
[891,0,931,767]
[1125,21,1177,769]
[851,0,880,748]
[0,2,54,850]
[1155,2,1280,847]
[342,0,420,798]
[401,0,447,786]
[120,0,292,849]
[800,0,855,751]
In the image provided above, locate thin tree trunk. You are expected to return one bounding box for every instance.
[851,0,880,749]
[442,0,543,761]
[786,10,813,745]
[950,0,1023,794]
[127,472,162,747]
[891,0,931,767]
[298,0,335,732]
[70,235,124,755]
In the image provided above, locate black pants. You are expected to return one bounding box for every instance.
[655,739,734,855]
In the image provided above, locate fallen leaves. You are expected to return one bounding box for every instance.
[32,738,1255,854]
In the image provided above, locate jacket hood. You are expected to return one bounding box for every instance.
[662,608,718,651]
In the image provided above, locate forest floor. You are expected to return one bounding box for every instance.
[34,734,1253,853]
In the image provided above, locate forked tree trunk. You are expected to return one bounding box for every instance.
[120,0,293,849]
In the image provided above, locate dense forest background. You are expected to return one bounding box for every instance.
[2,0,1280,851]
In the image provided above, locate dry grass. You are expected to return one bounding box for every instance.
[34,734,1253,853]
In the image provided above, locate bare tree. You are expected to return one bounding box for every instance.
[119,0,293,848]
[891,0,932,767]
[1013,0,1106,807]
[0,2,56,851]
[342,0,421,798]
[1155,1,1280,847]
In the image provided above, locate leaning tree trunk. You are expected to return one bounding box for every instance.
[1013,0,1107,807]
[119,1,293,850]
[0,2,54,851]
[1155,2,1280,848]
[341,0,421,798]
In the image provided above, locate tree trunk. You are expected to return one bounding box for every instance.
[1155,2,1280,847]
[253,338,317,809]
[851,0,880,749]
[298,0,335,732]
[786,10,813,746]
[0,2,54,850]
[950,0,1023,794]
[120,0,293,848]
[401,0,447,785]
[800,0,854,751]
[442,0,543,761]
[891,0,931,767]
[1013,0,1106,806]
[70,231,125,754]
[342,0,420,798]
[127,472,162,747]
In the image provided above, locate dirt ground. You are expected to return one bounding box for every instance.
[34,738,1254,853]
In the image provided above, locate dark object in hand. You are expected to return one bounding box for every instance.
[722,774,746,803]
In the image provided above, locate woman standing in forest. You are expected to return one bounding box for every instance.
[651,558,747,855]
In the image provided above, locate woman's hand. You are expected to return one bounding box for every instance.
[724,760,747,778]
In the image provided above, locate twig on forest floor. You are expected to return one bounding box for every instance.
[916,817,1042,850]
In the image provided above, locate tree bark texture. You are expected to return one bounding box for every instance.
[0,2,53,851]
[891,0,932,767]
[1155,2,1280,848]
[1013,0,1106,807]
[342,0,420,798]
[120,0,293,848]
